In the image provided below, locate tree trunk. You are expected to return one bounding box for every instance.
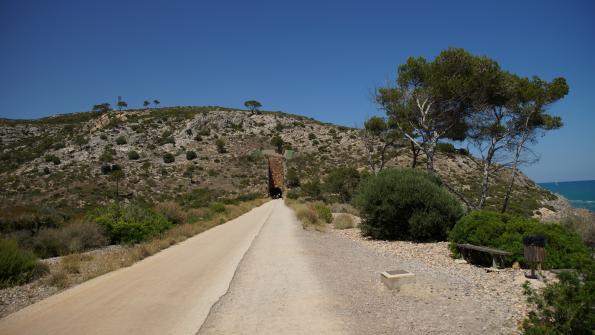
[410,140,418,168]
[477,141,497,208]
[502,140,524,213]
[425,140,437,171]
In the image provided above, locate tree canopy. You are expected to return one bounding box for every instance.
[244,100,262,114]
[375,47,568,211]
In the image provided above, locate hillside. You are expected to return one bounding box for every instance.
[0,106,558,218]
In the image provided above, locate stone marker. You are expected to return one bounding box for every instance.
[380,270,415,290]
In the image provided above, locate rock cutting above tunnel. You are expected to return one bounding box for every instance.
[267,155,285,198]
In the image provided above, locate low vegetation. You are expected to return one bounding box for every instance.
[523,264,595,334]
[448,211,591,269]
[286,199,332,231]
[355,168,463,241]
[32,222,108,258]
[0,239,47,288]
[87,204,172,244]
[333,214,355,229]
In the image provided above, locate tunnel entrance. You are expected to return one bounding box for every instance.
[267,155,285,199]
[269,187,283,199]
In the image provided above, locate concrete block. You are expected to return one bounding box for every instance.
[380,270,415,290]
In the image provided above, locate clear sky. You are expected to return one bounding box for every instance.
[1,0,593,183]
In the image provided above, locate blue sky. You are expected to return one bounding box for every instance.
[1,0,593,182]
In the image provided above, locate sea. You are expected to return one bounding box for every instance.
[539,180,595,212]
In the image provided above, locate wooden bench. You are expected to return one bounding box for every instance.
[456,243,512,269]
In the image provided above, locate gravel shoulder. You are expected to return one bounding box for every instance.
[303,226,531,334]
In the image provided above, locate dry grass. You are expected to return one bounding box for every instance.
[155,201,187,224]
[285,199,328,232]
[61,255,81,274]
[329,203,359,216]
[333,214,355,229]
[46,271,68,289]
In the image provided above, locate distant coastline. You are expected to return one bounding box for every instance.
[539,180,595,212]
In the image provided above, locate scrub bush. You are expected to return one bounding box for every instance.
[314,203,332,223]
[0,239,45,287]
[115,136,127,145]
[354,168,463,241]
[163,153,175,163]
[87,204,172,244]
[323,167,360,203]
[32,222,108,258]
[333,214,355,229]
[155,201,186,225]
[448,210,591,269]
[523,263,595,334]
[208,202,226,214]
[186,151,197,160]
[286,189,300,200]
[127,150,140,160]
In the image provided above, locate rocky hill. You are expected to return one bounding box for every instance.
[0,106,558,218]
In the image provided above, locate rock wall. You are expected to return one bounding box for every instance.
[267,155,285,193]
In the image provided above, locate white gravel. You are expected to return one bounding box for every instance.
[305,226,534,334]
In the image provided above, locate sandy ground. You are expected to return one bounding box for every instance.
[0,200,276,335]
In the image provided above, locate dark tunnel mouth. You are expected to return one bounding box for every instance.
[269,187,283,199]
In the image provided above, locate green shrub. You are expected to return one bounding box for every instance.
[87,204,172,244]
[215,139,226,153]
[32,222,108,258]
[270,135,284,154]
[323,167,360,203]
[179,188,218,208]
[186,151,197,160]
[314,203,332,223]
[45,154,61,165]
[100,134,108,140]
[448,211,591,269]
[163,153,175,163]
[523,264,595,334]
[333,214,355,229]
[301,179,322,200]
[457,148,470,156]
[436,142,456,154]
[0,209,64,235]
[127,150,140,160]
[100,148,114,162]
[115,136,127,145]
[158,130,175,145]
[221,193,261,205]
[286,168,300,188]
[208,202,226,214]
[0,238,43,287]
[286,189,300,200]
[155,201,186,225]
[354,168,463,241]
[296,206,320,227]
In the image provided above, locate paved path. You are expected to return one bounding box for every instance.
[0,200,277,335]
[198,200,345,334]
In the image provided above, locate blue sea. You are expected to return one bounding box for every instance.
[539,180,595,212]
